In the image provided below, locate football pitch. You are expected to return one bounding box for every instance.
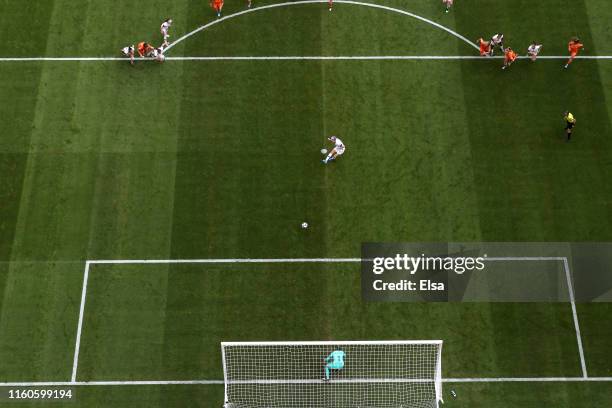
[1,0,612,406]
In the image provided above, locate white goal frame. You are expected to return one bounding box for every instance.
[221,340,443,408]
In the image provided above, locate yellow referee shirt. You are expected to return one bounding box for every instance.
[565,113,576,124]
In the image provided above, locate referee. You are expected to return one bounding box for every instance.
[563,111,576,141]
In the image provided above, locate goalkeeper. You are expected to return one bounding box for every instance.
[323,349,345,381]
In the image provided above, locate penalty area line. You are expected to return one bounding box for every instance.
[88,256,576,264]
[70,261,90,382]
[88,258,362,264]
[564,257,588,378]
[68,256,587,385]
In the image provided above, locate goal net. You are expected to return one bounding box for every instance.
[221,340,443,408]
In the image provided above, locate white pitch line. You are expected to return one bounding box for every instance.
[564,257,588,378]
[164,0,478,54]
[1,377,612,387]
[521,56,612,59]
[88,256,571,264]
[0,380,222,387]
[0,55,611,62]
[88,258,361,264]
[444,377,612,383]
[0,57,128,61]
[171,56,489,60]
[157,56,612,60]
[70,261,91,383]
[4,1,612,64]
[75,256,588,385]
[0,0,611,63]
[484,256,566,261]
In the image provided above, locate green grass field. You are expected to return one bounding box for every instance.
[1,0,612,406]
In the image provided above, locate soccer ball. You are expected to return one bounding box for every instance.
[321,149,327,154]
[301,222,309,229]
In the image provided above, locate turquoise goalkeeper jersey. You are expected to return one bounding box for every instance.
[326,350,345,368]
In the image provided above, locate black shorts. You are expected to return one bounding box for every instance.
[566,122,575,130]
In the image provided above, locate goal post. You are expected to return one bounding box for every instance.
[221,340,443,408]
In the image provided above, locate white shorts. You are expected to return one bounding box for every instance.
[528,45,542,55]
[162,30,169,40]
[335,146,345,155]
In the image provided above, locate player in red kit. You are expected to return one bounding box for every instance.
[502,47,517,70]
[137,42,154,58]
[564,38,584,68]
[211,0,224,17]
[478,38,491,56]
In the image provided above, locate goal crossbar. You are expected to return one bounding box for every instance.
[222,340,443,346]
[227,378,437,384]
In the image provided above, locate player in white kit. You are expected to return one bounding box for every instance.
[121,45,135,65]
[527,42,542,61]
[322,136,346,164]
[161,19,173,47]
[150,47,166,63]
[490,33,504,55]
[442,0,453,13]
